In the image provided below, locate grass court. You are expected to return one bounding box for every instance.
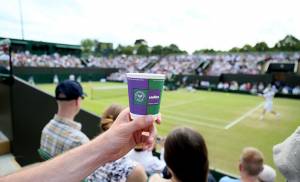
[37,82,300,181]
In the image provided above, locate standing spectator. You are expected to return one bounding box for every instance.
[149,127,209,182]
[219,147,264,182]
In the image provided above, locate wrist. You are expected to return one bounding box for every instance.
[88,133,112,165]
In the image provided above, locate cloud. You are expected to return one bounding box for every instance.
[0,0,299,53]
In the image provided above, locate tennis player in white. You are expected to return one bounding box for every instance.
[259,86,280,120]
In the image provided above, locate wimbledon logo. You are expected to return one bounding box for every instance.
[134,90,146,103]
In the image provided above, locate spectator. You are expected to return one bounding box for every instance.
[219,147,264,182]
[149,127,209,182]
[250,84,258,94]
[223,82,230,90]
[229,81,239,91]
[258,82,265,92]
[40,80,88,157]
[127,137,166,176]
[217,82,224,90]
[281,86,290,94]
[87,104,147,182]
[53,75,59,84]
[40,80,119,182]
[292,85,300,95]
[273,126,300,182]
[258,164,276,182]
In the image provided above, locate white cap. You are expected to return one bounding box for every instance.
[258,164,276,182]
[273,127,300,182]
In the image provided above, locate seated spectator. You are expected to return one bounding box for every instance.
[200,81,210,88]
[281,86,290,94]
[258,164,276,182]
[258,82,265,92]
[219,147,264,182]
[250,84,258,94]
[223,82,230,90]
[149,127,210,182]
[239,83,247,91]
[292,85,300,95]
[87,104,147,182]
[127,139,166,176]
[217,82,224,90]
[53,74,59,84]
[40,80,88,157]
[229,81,239,91]
[245,82,252,92]
[273,126,300,182]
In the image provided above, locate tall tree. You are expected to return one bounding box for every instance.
[273,35,300,51]
[240,44,254,52]
[80,39,95,57]
[151,45,163,55]
[136,44,149,55]
[254,42,269,52]
[134,39,147,46]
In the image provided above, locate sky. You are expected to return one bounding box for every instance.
[0,0,299,53]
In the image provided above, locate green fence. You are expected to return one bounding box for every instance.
[13,67,118,83]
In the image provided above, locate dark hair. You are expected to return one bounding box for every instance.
[101,104,124,131]
[164,127,209,182]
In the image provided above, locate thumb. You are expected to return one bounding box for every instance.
[127,115,154,132]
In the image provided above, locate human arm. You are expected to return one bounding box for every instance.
[1,108,156,182]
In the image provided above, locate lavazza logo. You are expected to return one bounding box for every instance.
[135,91,146,102]
[149,95,159,99]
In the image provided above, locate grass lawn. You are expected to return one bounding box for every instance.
[37,82,300,182]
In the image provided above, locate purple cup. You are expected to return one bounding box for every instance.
[127,73,165,119]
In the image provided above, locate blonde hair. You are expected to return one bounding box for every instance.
[101,104,124,131]
[240,147,264,176]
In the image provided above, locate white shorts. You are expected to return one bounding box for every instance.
[264,102,273,112]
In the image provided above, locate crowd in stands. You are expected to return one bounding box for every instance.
[91,52,300,78]
[5,51,300,96]
[12,51,82,67]
[196,80,300,96]
[7,51,300,77]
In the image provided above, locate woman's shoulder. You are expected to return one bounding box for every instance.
[148,174,170,182]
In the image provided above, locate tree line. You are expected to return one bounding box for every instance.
[81,35,300,57]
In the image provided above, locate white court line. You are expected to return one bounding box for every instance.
[224,102,264,130]
[163,110,224,123]
[161,98,203,109]
[164,114,223,129]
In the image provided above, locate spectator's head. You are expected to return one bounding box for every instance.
[239,147,264,178]
[55,80,85,117]
[164,127,208,182]
[258,164,276,182]
[273,127,300,182]
[101,104,124,131]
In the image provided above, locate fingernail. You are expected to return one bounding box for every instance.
[146,115,153,123]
